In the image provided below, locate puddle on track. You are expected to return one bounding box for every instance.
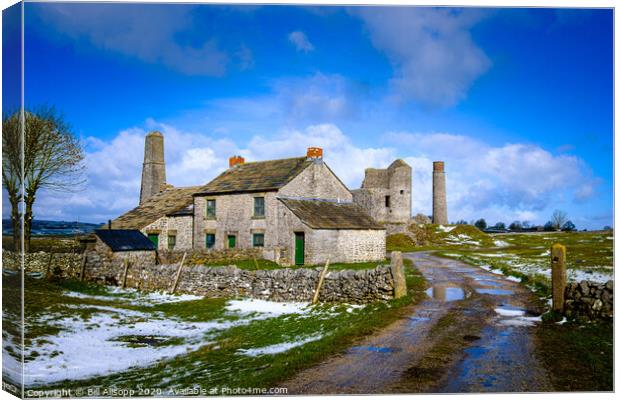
[350,346,395,354]
[474,280,504,287]
[475,288,514,296]
[425,286,466,301]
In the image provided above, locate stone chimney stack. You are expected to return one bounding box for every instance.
[306,147,323,160]
[229,155,245,168]
[140,131,166,205]
[432,161,448,224]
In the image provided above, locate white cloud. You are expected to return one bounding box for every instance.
[354,7,491,107]
[36,3,229,76]
[385,131,599,224]
[288,30,315,53]
[26,123,599,228]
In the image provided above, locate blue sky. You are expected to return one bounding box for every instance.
[2,3,613,229]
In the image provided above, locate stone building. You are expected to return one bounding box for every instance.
[110,186,201,251]
[193,148,385,265]
[351,159,412,224]
[109,133,389,265]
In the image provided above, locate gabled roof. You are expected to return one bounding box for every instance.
[279,198,385,230]
[95,229,156,252]
[195,157,313,196]
[110,186,201,230]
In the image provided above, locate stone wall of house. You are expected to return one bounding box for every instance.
[158,247,263,265]
[83,260,399,303]
[278,160,353,201]
[564,280,613,321]
[142,214,193,251]
[2,250,82,278]
[193,191,278,251]
[274,203,386,266]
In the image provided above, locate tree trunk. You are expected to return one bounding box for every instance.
[8,193,20,252]
[24,196,34,253]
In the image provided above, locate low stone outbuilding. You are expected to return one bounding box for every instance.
[85,229,157,285]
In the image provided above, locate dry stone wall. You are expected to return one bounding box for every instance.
[2,250,82,279]
[83,257,398,303]
[564,280,613,321]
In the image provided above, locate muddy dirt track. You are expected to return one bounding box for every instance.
[282,252,554,394]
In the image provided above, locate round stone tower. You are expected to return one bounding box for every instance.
[432,161,448,225]
[139,131,166,204]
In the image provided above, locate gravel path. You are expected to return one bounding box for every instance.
[282,252,553,394]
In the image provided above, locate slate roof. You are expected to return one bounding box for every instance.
[110,186,201,230]
[195,157,313,196]
[279,198,385,230]
[95,229,156,252]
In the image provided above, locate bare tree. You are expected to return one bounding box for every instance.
[551,210,568,231]
[2,107,85,252]
[2,111,23,251]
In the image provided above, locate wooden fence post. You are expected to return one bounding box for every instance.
[79,253,87,281]
[551,243,567,313]
[170,252,187,294]
[312,259,330,304]
[121,257,130,289]
[46,253,55,277]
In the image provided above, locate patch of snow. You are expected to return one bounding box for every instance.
[494,308,525,317]
[438,225,456,233]
[497,315,542,327]
[63,289,203,306]
[477,253,508,258]
[237,334,324,357]
[539,250,550,257]
[22,309,239,386]
[494,240,510,247]
[225,299,311,316]
[504,275,522,283]
[567,269,613,284]
[606,236,613,240]
[555,317,568,325]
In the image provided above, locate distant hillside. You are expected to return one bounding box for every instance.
[2,219,102,237]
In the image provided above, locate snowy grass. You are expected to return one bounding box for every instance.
[435,231,613,299]
[3,262,427,392]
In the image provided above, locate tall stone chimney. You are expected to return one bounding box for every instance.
[432,161,448,224]
[140,131,166,205]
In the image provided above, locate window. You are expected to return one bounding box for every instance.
[168,235,176,250]
[253,233,265,247]
[254,197,265,217]
[400,190,404,195]
[205,233,215,249]
[385,195,391,207]
[206,199,216,219]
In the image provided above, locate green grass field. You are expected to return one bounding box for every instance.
[3,259,426,394]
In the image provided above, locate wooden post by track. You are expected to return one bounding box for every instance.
[79,253,87,281]
[312,259,330,304]
[551,243,567,313]
[171,252,187,294]
[46,253,55,277]
[121,257,130,289]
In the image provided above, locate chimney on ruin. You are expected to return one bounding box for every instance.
[432,161,448,225]
[229,155,245,168]
[307,147,323,160]
[139,131,166,205]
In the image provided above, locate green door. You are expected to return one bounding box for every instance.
[147,233,159,248]
[294,232,305,265]
[228,235,236,249]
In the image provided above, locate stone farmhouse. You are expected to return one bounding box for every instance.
[109,131,413,266]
